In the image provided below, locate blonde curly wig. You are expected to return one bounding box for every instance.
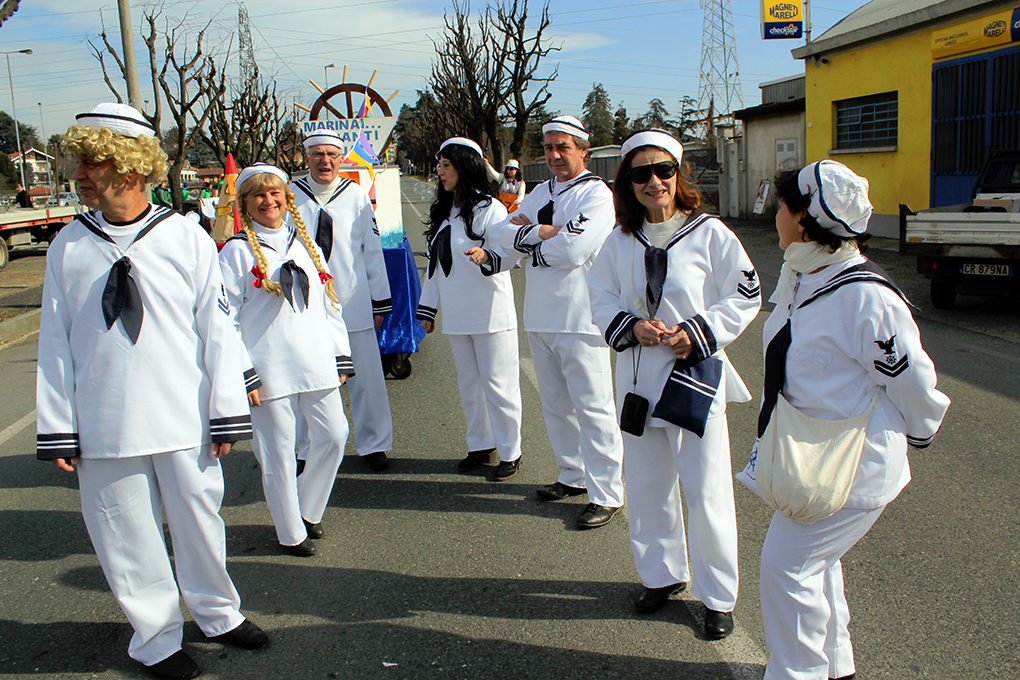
[61,125,169,183]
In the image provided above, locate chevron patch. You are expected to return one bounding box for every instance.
[874,355,909,377]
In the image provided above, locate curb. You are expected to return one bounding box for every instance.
[0,308,41,344]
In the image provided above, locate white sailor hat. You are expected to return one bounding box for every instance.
[797,160,872,237]
[75,103,156,138]
[542,115,589,142]
[303,129,344,150]
[436,137,483,159]
[620,129,684,164]
[237,163,290,189]
[505,159,519,169]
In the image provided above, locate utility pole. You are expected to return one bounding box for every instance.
[117,0,142,110]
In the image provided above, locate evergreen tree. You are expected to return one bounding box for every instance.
[634,98,677,134]
[0,111,40,153]
[581,83,613,147]
[612,105,630,144]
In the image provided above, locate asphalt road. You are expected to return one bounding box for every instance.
[0,179,1017,679]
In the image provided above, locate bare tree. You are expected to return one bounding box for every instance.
[0,0,22,28]
[89,9,224,210]
[429,0,558,167]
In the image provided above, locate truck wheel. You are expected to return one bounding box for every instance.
[0,238,8,272]
[931,277,956,309]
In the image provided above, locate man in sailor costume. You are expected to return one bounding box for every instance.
[497,115,625,529]
[291,129,395,471]
[36,103,267,680]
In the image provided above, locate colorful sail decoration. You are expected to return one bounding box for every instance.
[212,151,241,245]
[344,131,380,180]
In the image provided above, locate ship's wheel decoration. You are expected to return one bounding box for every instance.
[299,68,399,156]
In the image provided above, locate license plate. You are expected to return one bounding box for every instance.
[960,263,1013,276]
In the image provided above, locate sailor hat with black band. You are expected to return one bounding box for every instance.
[797,160,872,238]
[237,163,290,189]
[505,159,519,169]
[542,115,589,142]
[75,102,156,138]
[436,137,483,159]
[303,129,344,150]
[620,128,684,164]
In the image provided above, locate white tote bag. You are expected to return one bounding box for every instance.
[751,393,872,525]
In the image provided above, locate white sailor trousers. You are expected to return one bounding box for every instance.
[448,330,523,461]
[761,504,885,680]
[527,331,624,507]
[623,415,738,612]
[251,387,348,545]
[77,446,244,666]
[344,327,394,455]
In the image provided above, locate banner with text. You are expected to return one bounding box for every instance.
[299,117,397,160]
[761,0,803,40]
[931,7,1020,59]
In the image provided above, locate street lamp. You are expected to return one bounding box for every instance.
[323,63,334,120]
[3,49,33,190]
[38,102,53,197]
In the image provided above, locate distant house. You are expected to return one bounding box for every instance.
[10,148,53,189]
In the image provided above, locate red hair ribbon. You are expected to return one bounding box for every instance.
[250,265,268,289]
[319,272,334,284]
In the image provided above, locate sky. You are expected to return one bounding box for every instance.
[0,0,869,148]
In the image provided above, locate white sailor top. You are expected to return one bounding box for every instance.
[497,172,615,335]
[219,219,353,402]
[416,199,515,335]
[36,205,253,460]
[290,177,392,332]
[759,255,951,508]
[588,213,761,429]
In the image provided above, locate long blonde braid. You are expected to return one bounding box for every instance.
[286,190,342,310]
[240,211,284,297]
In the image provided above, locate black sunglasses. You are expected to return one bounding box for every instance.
[628,161,678,184]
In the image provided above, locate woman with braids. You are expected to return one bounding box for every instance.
[219,163,352,557]
[416,138,523,481]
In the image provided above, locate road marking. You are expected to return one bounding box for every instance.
[0,409,36,448]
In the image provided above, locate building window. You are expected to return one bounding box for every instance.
[835,92,898,150]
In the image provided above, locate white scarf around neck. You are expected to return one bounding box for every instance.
[770,240,859,312]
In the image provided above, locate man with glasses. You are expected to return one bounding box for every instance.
[291,130,394,472]
[497,115,625,529]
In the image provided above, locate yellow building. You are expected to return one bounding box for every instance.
[792,0,1020,236]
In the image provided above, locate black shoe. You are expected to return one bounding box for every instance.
[295,458,306,476]
[207,619,269,650]
[536,481,587,501]
[364,451,389,471]
[146,650,201,680]
[577,503,619,529]
[303,518,323,539]
[493,458,520,481]
[830,675,856,680]
[459,448,495,471]
[282,538,316,557]
[705,609,734,640]
[635,582,688,613]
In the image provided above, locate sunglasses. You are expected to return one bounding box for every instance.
[628,161,678,184]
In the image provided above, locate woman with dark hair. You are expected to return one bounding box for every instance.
[751,160,949,680]
[587,129,760,640]
[416,137,523,480]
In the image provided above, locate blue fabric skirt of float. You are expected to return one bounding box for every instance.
[377,237,426,355]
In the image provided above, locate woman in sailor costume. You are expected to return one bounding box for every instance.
[36,103,267,680]
[754,161,950,680]
[219,164,352,558]
[484,157,526,211]
[587,129,760,640]
[291,129,394,472]
[416,137,523,480]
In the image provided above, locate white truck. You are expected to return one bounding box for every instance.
[899,150,1020,308]
[0,204,81,271]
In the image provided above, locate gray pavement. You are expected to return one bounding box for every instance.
[0,179,1017,679]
